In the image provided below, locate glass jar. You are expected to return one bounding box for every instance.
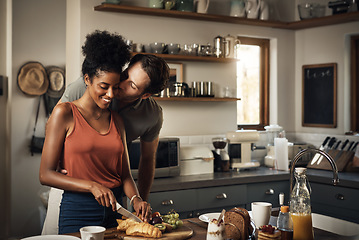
[289,167,314,240]
[277,205,293,240]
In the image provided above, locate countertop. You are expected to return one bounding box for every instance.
[67,218,358,240]
[149,167,359,193]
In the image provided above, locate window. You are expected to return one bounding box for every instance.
[236,37,269,130]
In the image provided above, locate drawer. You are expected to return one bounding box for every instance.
[148,189,196,214]
[197,185,247,210]
[247,181,289,207]
[311,183,359,211]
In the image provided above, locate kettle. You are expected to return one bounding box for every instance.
[194,0,210,13]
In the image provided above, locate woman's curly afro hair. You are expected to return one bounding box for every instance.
[81,30,131,79]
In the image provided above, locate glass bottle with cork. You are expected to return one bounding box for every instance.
[289,167,314,240]
[277,205,293,240]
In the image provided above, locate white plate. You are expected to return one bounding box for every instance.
[22,235,80,240]
[199,212,220,223]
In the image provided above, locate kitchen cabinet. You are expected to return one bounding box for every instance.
[311,182,359,224]
[94,3,359,30]
[148,180,289,218]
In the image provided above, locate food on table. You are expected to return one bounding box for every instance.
[258,225,281,239]
[151,216,163,225]
[116,219,162,238]
[154,223,166,232]
[224,207,253,240]
[161,210,183,230]
[126,222,162,238]
[207,218,225,240]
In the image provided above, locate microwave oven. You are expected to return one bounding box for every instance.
[128,137,180,179]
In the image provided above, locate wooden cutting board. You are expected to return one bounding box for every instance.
[104,226,194,240]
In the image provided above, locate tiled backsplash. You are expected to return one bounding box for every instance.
[165,132,359,163]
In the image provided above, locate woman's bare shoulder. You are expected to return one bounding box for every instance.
[49,102,74,122]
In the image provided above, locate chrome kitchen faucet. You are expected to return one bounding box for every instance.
[290,149,339,193]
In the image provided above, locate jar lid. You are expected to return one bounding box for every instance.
[281,205,289,213]
[295,167,307,174]
[264,124,283,132]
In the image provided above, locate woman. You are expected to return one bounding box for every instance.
[39,30,151,234]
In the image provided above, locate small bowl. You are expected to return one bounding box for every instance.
[298,3,326,20]
[167,43,181,55]
[150,42,165,54]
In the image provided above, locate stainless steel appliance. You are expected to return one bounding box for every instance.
[128,138,180,179]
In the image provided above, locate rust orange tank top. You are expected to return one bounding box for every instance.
[63,102,124,188]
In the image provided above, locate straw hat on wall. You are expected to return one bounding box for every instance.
[17,62,49,96]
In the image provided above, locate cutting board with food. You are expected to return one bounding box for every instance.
[115,210,193,240]
[113,225,193,240]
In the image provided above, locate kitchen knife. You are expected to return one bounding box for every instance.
[333,140,341,150]
[350,141,359,151]
[333,139,349,162]
[115,202,143,223]
[345,141,354,151]
[310,136,330,165]
[317,137,336,165]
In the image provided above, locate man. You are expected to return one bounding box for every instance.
[42,53,169,234]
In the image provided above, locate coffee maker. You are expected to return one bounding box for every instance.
[212,137,230,172]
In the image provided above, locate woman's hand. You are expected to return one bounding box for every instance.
[133,198,152,222]
[89,182,117,211]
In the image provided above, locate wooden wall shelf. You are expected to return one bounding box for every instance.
[94,4,359,30]
[153,97,241,102]
[131,52,237,63]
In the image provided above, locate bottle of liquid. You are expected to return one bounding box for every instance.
[277,205,293,240]
[289,167,314,240]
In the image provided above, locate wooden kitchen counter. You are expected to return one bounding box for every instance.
[66,217,359,240]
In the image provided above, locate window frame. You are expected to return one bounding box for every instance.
[236,36,270,131]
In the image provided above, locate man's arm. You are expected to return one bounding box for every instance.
[137,137,159,201]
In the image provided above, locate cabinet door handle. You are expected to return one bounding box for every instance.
[265,189,275,195]
[161,200,174,206]
[216,193,227,199]
[335,193,345,200]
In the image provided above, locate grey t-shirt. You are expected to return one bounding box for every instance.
[61,77,163,143]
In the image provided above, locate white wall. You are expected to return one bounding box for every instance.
[66,0,296,136]
[294,22,359,134]
[9,0,66,238]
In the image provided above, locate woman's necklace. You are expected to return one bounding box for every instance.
[79,103,103,120]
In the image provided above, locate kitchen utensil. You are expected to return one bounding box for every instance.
[164,0,176,9]
[167,43,181,54]
[317,137,336,165]
[150,42,165,54]
[333,140,349,162]
[298,3,326,20]
[194,0,210,13]
[224,34,235,58]
[115,202,142,222]
[246,0,261,19]
[180,145,214,175]
[251,202,272,228]
[259,0,269,20]
[230,0,246,17]
[169,82,188,97]
[176,0,194,12]
[310,136,330,165]
[213,36,224,58]
[197,81,214,97]
[149,0,164,8]
[80,226,105,240]
[187,219,207,228]
[217,209,226,226]
[143,44,152,53]
[212,137,230,172]
[132,43,143,53]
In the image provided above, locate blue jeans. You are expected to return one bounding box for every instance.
[58,187,123,234]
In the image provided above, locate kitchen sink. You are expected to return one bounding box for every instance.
[312,213,359,237]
